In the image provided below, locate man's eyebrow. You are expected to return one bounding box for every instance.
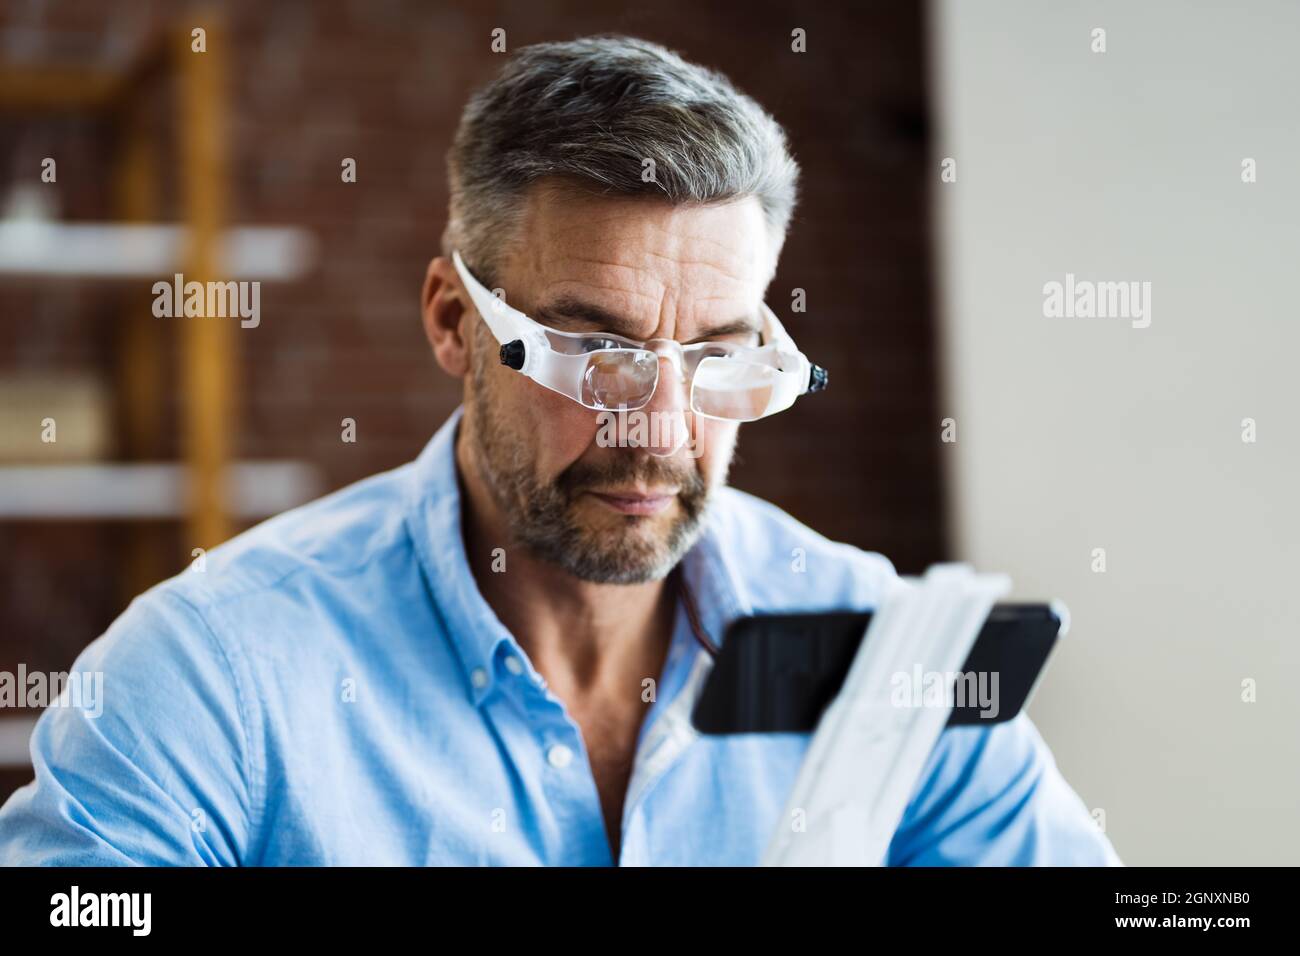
[534,295,761,341]
[684,318,762,344]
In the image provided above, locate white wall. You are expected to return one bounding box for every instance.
[930,0,1299,864]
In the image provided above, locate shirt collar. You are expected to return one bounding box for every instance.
[404,407,753,707]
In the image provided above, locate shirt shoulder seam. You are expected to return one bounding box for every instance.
[159,586,264,862]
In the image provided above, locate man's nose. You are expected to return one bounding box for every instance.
[628,348,690,458]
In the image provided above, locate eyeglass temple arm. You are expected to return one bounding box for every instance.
[760,303,829,395]
[451,250,544,365]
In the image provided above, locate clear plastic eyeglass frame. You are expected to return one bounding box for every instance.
[451,250,827,422]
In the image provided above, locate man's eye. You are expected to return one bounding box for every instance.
[696,342,740,358]
[581,338,622,353]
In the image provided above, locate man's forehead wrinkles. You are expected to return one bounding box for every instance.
[555,255,645,276]
[539,264,754,312]
[541,262,661,299]
[540,283,660,317]
[535,286,759,342]
[640,249,750,282]
[665,240,756,280]
[543,252,754,297]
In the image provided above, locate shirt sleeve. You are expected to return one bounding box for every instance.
[0,587,256,866]
[886,712,1123,866]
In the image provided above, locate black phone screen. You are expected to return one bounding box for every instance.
[691,603,1063,734]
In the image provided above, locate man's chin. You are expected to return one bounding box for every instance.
[552,500,686,584]
[576,502,677,547]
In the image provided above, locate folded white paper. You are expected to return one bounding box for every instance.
[762,563,1010,866]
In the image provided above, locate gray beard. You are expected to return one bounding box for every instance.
[467,372,712,584]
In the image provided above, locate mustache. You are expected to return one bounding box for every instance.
[556,451,706,500]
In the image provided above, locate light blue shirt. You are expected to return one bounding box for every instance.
[0,408,1120,866]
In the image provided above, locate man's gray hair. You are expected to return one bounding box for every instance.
[442,35,800,284]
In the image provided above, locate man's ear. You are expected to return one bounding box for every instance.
[421,256,472,377]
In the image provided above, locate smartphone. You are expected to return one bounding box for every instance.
[691,603,1065,735]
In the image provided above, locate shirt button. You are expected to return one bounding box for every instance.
[547,744,574,769]
[470,668,488,690]
[504,656,524,676]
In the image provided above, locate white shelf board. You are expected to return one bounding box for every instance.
[0,221,316,280]
[0,461,321,518]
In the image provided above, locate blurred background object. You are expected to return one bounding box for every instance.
[0,2,943,805]
[931,0,1300,864]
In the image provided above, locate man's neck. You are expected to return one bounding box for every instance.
[454,431,676,695]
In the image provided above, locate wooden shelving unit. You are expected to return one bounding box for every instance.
[0,20,320,768]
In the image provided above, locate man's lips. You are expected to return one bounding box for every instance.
[587,490,677,516]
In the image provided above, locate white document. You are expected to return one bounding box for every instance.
[762,563,1011,866]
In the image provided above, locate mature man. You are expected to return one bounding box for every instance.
[0,36,1119,865]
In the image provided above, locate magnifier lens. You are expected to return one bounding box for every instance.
[581,350,659,410]
[690,356,778,421]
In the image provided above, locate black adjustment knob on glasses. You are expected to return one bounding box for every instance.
[500,340,526,370]
[808,364,829,393]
